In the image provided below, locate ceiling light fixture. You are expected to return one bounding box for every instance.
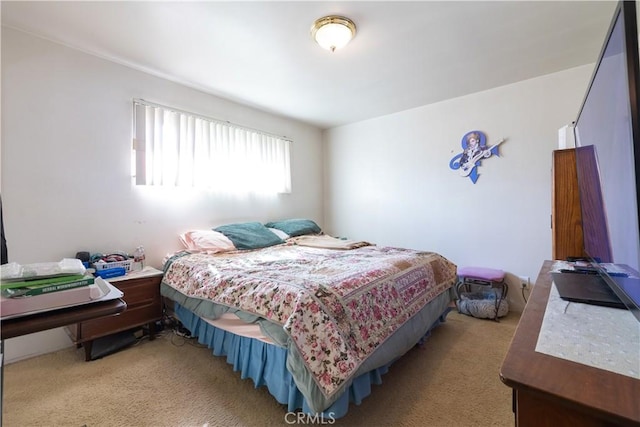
[311,15,356,52]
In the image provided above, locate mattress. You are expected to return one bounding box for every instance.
[202,312,274,344]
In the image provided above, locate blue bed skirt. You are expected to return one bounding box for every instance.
[175,303,451,419]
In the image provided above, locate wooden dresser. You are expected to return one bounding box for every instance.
[552,149,586,260]
[500,261,640,426]
[66,267,163,360]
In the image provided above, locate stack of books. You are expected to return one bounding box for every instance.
[1,272,103,318]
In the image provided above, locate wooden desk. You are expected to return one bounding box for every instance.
[0,296,126,427]
[500,261,640,426]
[1,298,126,340]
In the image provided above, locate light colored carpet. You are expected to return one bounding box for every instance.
[2,311,519,427]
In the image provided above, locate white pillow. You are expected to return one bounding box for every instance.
[267,227,290,240]
[179,230,236,253]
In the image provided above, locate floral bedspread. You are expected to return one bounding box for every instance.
[162,244,457,398]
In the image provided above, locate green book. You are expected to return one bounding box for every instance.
[0,274,87,290]
[1,275,95,298]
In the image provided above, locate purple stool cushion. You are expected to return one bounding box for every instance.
[458,266,505,282]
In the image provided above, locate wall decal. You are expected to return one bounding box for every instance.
[449,131,506,183]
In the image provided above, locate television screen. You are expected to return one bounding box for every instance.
[574,1,640,320]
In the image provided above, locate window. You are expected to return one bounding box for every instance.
[132,99,291,193]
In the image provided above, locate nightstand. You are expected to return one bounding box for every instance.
[66,267,163,361]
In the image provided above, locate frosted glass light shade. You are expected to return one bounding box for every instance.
[311,16,356,52]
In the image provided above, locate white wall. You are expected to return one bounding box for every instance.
[323,66,593,313]
[1,28,323,362]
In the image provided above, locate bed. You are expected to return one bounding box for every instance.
[160,220,457,418]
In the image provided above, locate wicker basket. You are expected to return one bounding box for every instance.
[456,290,509,320]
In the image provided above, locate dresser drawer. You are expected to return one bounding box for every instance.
[116,276,162,307]
[77,298,161,339]
[66,269,163,348]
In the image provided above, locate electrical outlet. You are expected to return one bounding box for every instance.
[518,275,530,289]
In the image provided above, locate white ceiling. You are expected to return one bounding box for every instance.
[1,1,617,129]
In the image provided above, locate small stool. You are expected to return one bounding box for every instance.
[456,266,508,320]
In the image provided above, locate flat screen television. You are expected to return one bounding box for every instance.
[573,0,640,321]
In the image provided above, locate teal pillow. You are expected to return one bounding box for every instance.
[214,222,284,250]
[264,219,322,237]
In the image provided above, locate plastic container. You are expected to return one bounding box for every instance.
[95,267,127,279]
[133,246,145,270]
[93,258,134,273]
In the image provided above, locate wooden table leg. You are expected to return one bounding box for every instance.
[83,341,93,361]
[148,321,156,340]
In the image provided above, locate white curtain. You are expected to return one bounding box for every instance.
[133,101,291,194]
